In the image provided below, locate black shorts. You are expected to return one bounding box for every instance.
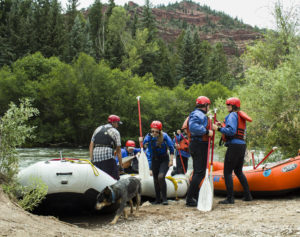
[93,159,119,180]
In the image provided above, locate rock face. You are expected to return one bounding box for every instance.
[127,1,262,55]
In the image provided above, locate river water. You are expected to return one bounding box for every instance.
[17,148,89,169]
[17,147,267,171]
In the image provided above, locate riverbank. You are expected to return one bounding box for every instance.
[1,187,300,237]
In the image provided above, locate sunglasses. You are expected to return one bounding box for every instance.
[151,130,160,134]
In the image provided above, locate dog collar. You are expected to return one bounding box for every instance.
[108,186,115,203]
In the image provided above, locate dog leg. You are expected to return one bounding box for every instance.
[110,213,121,225]
[129,200,134,214]
[136,193,141,212]
[123,208,128,219]
[110,199,125,225]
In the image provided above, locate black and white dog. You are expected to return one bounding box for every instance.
[95,176,141,224]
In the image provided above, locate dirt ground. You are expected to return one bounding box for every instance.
[1,187,300,237]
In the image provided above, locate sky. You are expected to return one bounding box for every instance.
[61,0,298,29]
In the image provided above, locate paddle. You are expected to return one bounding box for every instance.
[136,96,150,180]
[197,115,213,212]
[173,132,186,174]
[210,109,217,192]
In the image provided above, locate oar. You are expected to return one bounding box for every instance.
[173,132,186,174]
[197,115,213,212]
[137,96,150,180]
[210,109,217,192]
[121,155,136,164]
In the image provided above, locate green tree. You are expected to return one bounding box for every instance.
[140,0,157,42]
[88,0,103,60]
[0,99,39,183]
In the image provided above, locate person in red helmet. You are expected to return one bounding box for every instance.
[89,115,123,180]
[172,117,190,175]
[213,97,252,204]
[186,96,213,207]
[115,140,141,174]
[139,120,174,205]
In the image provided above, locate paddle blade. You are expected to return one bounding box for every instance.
[138,150,150,180]
[197,171,213,212]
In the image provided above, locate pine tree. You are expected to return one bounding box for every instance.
[69,15,85,60]
[191,32,209,84]
[88,0,103,60]
[83,18,96,57]
[140,0,157,42]
[176,30,196,87]
[208,43,230,85]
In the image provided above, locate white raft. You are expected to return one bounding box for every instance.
[120,173,189,198]
[18,158,116,197]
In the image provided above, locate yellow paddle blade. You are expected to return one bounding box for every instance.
[197,170,213,212]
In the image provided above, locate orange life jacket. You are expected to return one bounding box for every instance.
[179,134,189,152]
[221,111,252,142]
[186,117,211,142]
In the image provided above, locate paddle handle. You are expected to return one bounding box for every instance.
[173,132,186,174]
[137,96,143,148]
[206,116,212,169]
[210,109,217,166]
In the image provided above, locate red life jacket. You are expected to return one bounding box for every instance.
[179,134,189,152]
[221,111,252,142]
[186,117,211,142]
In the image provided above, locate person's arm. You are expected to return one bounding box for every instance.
[165,134,175,167]
[89,141,94,161]
[219,113,238,136]
[116,146,123,168]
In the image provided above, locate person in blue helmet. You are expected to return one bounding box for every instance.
[116,140,140,174]
[186,96,213,207]
[213,97,252,204]
[139,120,174,205]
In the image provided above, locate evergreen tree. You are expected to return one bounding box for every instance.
[176,31,196,87]
[131,11,138,38]
[208,43,230,86]
[191,32,209,84]
[83,18,96,57]
[88,0,103,60]
[65,0,79,33]
[69,15,85,60]
[140,0,157,42]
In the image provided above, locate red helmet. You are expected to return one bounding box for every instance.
[226,97,240,108]
[150,120,162,130]
[196,96,211,105]
[108,115,122,124]
[125,140,135,148]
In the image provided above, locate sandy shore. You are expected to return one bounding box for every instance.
[1,187,300,237]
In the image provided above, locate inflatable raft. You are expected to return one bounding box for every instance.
[18,158,117,212]
[213,156,300,196]
[120,173,189,198]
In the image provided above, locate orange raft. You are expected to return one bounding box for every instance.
[212,156,300,197]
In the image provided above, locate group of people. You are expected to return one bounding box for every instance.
[89,96,253,207]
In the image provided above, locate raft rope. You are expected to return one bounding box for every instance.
[166,176,179,200]
[64,158,99,176]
